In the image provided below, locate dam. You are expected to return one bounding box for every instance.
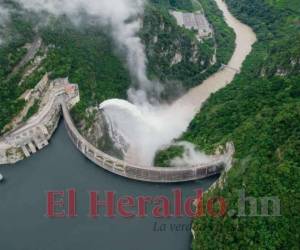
[0,77,232,183]
[63,100,233,182]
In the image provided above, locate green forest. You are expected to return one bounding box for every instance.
[143,0,235,96]
[0,0,234,134]
[180,0,299,249]
[0,1,36,133]
[0,4,132,133]
[155,0,299,248]
[150,0,194,11]
[0,15,131,133]
[40,18,132,127]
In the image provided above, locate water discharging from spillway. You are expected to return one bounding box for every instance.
[100,0,257,166]
[100,99,195,165]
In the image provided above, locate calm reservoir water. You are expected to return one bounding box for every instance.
[0,122,217,250]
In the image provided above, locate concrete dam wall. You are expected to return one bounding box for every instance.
[1,79,231,183]
[62,102,227,183]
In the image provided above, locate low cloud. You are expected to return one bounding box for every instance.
[16,0,161,101]
[170,142,217,167]
[0,5,10,45]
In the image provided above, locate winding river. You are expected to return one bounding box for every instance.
[174,0,256,118]
[0,1,256,249]
[101,0,256,166]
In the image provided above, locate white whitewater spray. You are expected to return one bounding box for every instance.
[100,0,256,166]
[169,142,217,167]
[99,98,199,165]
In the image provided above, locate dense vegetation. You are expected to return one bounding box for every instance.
[150,0,194,11]
[154,145,184,167]
[0,2,36,133]
[173,0,300,249]
[0,9,132,133]
[200,0,235,70]
[0,0,235,135]
[39,18,132,127]
[143,0,235,95]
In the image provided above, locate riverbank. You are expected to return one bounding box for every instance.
[154,0,256,167]
[171,0,256,123]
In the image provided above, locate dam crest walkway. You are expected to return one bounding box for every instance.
[0,80,233,183]
[62,101,233,183]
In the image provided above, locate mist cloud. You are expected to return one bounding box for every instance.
[170,142,217,167]
[0,6,9,22]
[15,0,162,101]
[0,6,10,45]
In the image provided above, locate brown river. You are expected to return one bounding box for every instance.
[118,0,257,166]
[173,0,257,124]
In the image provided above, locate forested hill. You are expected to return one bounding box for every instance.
[0,0,234,138]
[184,0,300,249]
[142,0,235,96]
[150,0,194,11]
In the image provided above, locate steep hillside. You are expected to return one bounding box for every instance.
[150,0,194,11]
[179,0,299,249]
[0,0,234,137]
[0,11,132,134]
[0,1,37,133]
[143,0,235,96]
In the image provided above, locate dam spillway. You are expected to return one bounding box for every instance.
[0,78,232,183]
[62,102,231,183]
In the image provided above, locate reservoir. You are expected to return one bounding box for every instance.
[0,122,217,250]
